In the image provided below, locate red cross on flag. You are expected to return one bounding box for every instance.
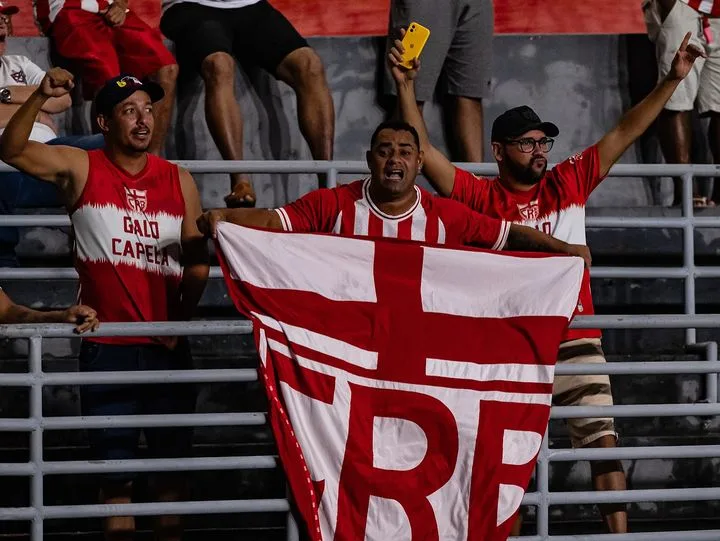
[215,222,584,541]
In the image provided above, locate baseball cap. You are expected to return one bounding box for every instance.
[0,2,19,15]
[491,105,559,142]
[94,74,164,116]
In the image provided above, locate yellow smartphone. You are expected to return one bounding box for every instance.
[400,22,430,69]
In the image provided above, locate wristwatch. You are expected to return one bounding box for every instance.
[0,87,10,104]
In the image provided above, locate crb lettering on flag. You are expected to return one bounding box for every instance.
[215,223,584,541]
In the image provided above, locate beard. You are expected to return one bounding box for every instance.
[505,156,547,186]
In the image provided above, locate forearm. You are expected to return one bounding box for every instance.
[2,304,59,324]
[222,208,282,229]
[4,86,70,113]
[0,90,49,160]
[179,263,209,319]
[613,76,680,145]
[396,80,429,148]
[506,224,568,254]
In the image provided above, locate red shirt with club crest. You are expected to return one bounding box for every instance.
[70,149,185,344]
[451,145,605,341]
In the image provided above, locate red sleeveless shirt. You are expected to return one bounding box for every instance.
[71,150,185,344]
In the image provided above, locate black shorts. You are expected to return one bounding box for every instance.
[160,0,309,75]
[79,341,197,484]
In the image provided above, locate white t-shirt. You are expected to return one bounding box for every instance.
[162,0,262,12]
[0,55,56,143]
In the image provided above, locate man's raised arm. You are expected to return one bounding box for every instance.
[0,68,86,193]
[596,32,703,178]
[388,29,457,197]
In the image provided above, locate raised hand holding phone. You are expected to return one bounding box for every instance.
[399,22,430,69]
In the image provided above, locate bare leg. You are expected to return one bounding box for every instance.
[199,51,255,207]
[275,47,334,186]
[449,95,484,162]
[148,63,179,156]
[587,435,628,533]
[101,482,134,541]
[657,109,694,205]
[152,474,187,541]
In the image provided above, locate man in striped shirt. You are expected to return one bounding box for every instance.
[197,119,590,265]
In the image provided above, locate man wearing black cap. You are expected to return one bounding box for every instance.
[0,68,209,541]
[389,30,703,534]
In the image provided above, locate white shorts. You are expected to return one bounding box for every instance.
[644,0,720,114]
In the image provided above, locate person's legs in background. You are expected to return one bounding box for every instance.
[160,3,256,207]
[383,0,457,150]
[239,1,334,191]
[648,0,707,205]
[695,20,720,204]
[442,0,494,163]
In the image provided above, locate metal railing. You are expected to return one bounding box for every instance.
[0,160,719,540]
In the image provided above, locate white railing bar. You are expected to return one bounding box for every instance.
[0,158,717,177]
[0,315,719,340]
[2,361,717,389]
[554,361,720,375]
[0,265,710,281]
[551,403,720,418]
[548,444,720,461]
[0,320,252,337]
[533,487,720,505]
[0,507,35,520]
[0,368,259,386]
[514,532,720,541]
[39,498,290,519]
[41,412,267,430]
[41,455,278,474]
[7,214,720,228]
[570,314,720,329]
[1,402,715,433]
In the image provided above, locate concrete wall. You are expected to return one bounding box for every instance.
[6,33,673,209]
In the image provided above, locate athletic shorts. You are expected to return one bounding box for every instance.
[553,338,617,448]
[160,0,308,75]
[644,0,720,114]
[384,0,494,102]
[49,8,176,100]
[79,340,197,483]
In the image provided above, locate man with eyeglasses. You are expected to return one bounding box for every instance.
[389,29,703,534]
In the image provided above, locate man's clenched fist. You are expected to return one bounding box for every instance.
[39,67,75,98]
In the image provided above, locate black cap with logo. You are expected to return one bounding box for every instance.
[94,74,164,116]
[491,105,559,142]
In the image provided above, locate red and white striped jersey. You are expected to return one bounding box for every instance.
[451,144,605,341]
[275,178,509,250]
[683,0,720,16]
[33,0,113,32]
[71,150,185,345]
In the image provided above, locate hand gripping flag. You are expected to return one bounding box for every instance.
[215,222,584,541]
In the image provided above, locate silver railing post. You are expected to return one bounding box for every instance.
[29,335,44,541]
[682,172,697,345]
[536,432,550,540]
[327,167,338,189]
